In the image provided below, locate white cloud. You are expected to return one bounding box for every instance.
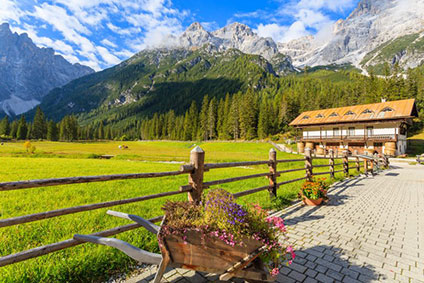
[242,0,357,43]
[96,46,121,65]
[101,39,117,49]
[0,0,23,24]
[4,0,189,70]
[254,23,287,42]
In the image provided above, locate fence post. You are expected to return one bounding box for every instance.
[329,149,334,179]
[343,150,349,177]
[354,150,360,173]
[363,158,368,175]
[383,155,389,168]
[305,148,313,181]
[188,146,205,203]
[268,148,277,198]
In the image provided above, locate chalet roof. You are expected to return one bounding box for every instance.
[290,99,418,127]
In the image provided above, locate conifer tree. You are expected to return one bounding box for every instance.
[207,97,217,139]
[16,115,28,140]
[228,94,240,139]
[0,116,10,136]
[47,121,59,141]
[32,107,47,139]
[199,95,209,140]
[10,120,18,138]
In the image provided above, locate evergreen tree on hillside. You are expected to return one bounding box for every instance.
[10,120,18,138]
[32,107,47,139]
[16,115,28,140]
[228,94,240,139]
[98,122,104,140]
[208,97,217,140]
[199,95,209,140]
[0,116,10,136]
[239,92,258,140]
[47,121,59,141]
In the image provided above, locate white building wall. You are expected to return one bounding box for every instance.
[302,122,399,137]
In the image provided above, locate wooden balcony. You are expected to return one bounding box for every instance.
[300,134,397,142]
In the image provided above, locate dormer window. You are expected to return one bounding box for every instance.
[329,112,338,117]
[316,114,324,118]
[344,110,355,116]
[361,109,373,114]
[381,107,394,112]
[302,115,310,120]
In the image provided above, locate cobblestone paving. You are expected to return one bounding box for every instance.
[125,163,424,283]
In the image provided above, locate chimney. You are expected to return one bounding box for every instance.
[381,98,386,103]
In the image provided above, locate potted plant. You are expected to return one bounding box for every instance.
[299,177,329,206]
[158,189,295,281]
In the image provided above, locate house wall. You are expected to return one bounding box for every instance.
[302,122,398,138]
[300,121,407,155]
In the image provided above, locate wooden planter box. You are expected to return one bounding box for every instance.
[158,227,275,282]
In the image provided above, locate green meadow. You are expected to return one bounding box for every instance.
[0,141,346,282]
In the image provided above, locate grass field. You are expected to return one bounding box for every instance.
[408,131,424,156]
[0,141,347,282]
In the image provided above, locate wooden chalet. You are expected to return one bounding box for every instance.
[290,99,418,156]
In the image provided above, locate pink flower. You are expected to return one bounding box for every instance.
[271,268,279,276]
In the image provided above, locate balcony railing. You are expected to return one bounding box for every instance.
[301,134,396,141]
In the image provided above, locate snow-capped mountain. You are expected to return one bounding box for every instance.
[279,0,424,72]
[0,23,94,116]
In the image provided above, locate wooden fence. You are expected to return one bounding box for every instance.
[0,147,388,267]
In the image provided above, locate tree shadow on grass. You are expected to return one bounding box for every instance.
[280,245,385,282]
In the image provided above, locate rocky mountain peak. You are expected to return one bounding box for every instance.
[0,22,94,116]
[0,22,10,32]
[179,21,281,61]
[212,22,254,39]
[186,22,205,31]
[279,0,424,71]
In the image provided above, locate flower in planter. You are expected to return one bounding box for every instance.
[160,188,294,275]
[299,177,329,201]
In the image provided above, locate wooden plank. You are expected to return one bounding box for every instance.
[0,189,187,228]
[204,160,270,170]
[313,164,329,168]
[312,171,332,176]
[0,167,193,192]
[276,176,307,187]
[220,245,267,281]
[180,172,271,191]
[276,167,305,174]
[0,216,163,267]
[275,158,305,163]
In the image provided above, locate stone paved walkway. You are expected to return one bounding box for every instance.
[125,163,424,283]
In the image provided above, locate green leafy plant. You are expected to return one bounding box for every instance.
[160,189,294,276]
[299,177,329,200]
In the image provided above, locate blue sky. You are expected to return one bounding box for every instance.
[0,0,359,70]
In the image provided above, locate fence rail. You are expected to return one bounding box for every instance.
[0,146,389,267]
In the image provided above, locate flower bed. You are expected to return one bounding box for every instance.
[159,189,294,278]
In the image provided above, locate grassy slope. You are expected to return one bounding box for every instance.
[0,141,345,282]
[407,130,424,156]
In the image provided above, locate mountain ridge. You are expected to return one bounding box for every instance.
[0,22,94,116]
[279,0,424,73]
